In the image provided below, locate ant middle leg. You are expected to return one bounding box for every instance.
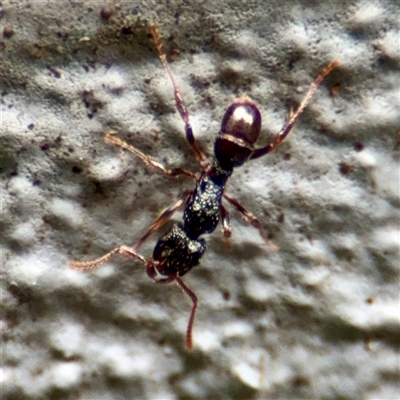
[219,204,232,238]
[223,193,271,246]
[250,60,340,160]
[133,190,192,250]
[105,132,196,179]
[149,22,207,165]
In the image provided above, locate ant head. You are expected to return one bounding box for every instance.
[214,98,261,170]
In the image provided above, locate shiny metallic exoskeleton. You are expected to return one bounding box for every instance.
[70,23,339,350]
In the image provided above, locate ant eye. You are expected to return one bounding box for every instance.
[221,99,261,145]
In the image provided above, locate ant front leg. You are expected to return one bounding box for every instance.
[105,133,196,179]
[149,23,207,166]
[133,190,192,250]
[250,60,340,159]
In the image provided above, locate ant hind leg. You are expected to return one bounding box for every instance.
[175,276,198,350]
[69,245,148,271]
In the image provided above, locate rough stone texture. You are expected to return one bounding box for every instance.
[1,0,399,399]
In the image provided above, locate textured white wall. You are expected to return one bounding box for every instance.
[2,0,399,399]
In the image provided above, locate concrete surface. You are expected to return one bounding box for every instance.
[1,0,399,399]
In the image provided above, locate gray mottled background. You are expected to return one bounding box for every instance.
[1,0,399,399]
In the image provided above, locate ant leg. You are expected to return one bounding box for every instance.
[175,276,198,350]
[250,60,340,160]
[70,190,191,270]
[133,190,192,250]
[223,193,270,246]
[149,23,207,165]
[69,245,148,271]
[220,204,232,238]
[106,132,196,179]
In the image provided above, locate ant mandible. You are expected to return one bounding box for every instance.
[70,22,339,350]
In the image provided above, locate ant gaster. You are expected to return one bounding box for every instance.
[70,23,339,350]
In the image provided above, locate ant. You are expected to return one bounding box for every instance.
[70,22,339,350]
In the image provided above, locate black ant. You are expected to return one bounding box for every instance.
[70,22,339,350]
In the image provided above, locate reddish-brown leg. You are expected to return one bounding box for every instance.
[69,245,148,271]
[219,204,232,238]
[133,190,192,250]
[70,191,192,270]
[223,193,270,246]
[175,276,198,350]
[146,266,198,349]
[106,133,196,179]
[149,22,207,166]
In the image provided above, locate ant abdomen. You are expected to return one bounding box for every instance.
[152,223,206,278]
